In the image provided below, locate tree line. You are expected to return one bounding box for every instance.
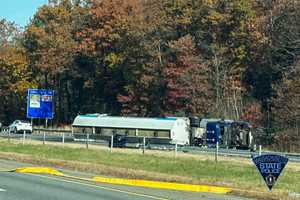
[0,0,299,149]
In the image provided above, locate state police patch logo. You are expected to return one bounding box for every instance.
[252,154,288,191]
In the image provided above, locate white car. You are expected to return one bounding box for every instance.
[9,120,32,134]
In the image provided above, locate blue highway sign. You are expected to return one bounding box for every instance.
[27,89,54,119]
[252,154,288,191]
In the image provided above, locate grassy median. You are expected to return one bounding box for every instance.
[0,140,299,199]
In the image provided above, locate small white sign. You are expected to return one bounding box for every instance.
[30,94,41,108]
[41,95,52,102]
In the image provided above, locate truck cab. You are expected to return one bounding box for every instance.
[194,118,253,149]
[206,122,221,147]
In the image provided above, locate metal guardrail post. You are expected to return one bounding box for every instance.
[86,133,89,149]
[175,142,178,158]
[8,130,10,142]
[110,135,114,153]
[142,137,146,154]
[215,142,219,162]
[43,132,46,145]
[62,132,65,146]
[23,130,26,145]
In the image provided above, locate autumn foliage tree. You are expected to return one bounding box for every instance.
[163,35,213,116]
[241,102,263,128]
[75,0,144,115]
[0,19,36,123]
[1,0,300,152]
[270,61,300,151]
[272,62,300,129]
[23,0,89,122]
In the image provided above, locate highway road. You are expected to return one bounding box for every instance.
[0,160,252,200]
[0,172,165,200]
[0,172,252,200]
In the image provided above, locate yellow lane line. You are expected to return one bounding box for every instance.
[25,173,168,200]
[13,167,231,194]
[14,167,64,176]
[93,176,231,194]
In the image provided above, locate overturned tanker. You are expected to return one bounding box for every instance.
[72,114,254,149]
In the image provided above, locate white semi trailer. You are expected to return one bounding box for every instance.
[72,114,190,145]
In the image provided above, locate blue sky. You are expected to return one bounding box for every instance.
[0,0,48,27]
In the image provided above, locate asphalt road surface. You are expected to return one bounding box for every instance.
[0,172,253,200]
[0,172,165,200]
[0,159,252,200]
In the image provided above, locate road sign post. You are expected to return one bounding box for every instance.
[259,145,262,156]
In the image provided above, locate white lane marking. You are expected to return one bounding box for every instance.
[0,188,6,192]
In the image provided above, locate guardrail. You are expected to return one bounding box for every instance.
[0,128,299,162]
[34,128,72,133]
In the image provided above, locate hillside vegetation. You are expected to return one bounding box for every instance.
[1,0,300,151]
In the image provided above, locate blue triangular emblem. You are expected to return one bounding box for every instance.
[252,154,288,191]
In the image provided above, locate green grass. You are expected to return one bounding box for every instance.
[0,141,299,193]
